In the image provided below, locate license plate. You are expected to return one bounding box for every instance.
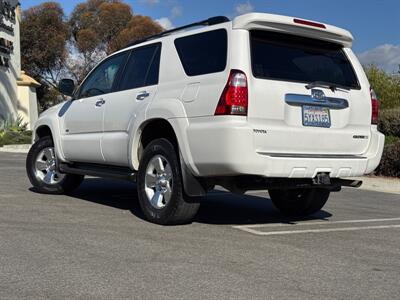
[302,106,331,128]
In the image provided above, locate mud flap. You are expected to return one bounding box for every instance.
[179,152,207,197]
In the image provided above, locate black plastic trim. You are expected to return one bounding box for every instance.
[59,163,136,181]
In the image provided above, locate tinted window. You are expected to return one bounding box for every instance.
[250,30,360,89]
[79,53,127,98]
[119,44,161,91]
[174,29,227,76]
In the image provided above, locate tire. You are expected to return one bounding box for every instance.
[137,138,200,225]
[26,136,84,194]
[269,188,330,216]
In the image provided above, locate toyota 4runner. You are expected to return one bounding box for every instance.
[26,13,385,225]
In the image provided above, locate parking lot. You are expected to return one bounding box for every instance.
[0,152,399,299]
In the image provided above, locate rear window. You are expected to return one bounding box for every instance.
[118,43,161,91]
[174,29,227,76]
[250,30,360,89]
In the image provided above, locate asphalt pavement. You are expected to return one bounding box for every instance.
[0,152,399,299]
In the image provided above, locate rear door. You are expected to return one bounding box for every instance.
[61,52,128,163]
[247,30,371,156]
[101,43,161,166]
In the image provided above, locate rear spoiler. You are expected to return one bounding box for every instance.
[233,13,353,48]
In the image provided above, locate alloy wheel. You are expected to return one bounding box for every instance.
[144,155,173,209]
[34,147,65,185]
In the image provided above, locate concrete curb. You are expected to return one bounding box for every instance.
[350,176,400,195]
[0,144,31,153]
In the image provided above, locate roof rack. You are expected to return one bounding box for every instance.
[126,16,230,48]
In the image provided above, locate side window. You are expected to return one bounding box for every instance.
[118,43,161,91]
[79,53,127,98]
[174,29,227,76]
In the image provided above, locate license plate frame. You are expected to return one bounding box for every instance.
[302,105,331,128]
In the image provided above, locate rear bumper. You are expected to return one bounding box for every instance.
[186,118,385,178]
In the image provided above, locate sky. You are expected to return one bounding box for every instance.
[21,0,400,73]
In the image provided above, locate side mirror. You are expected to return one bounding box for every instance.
[58,79,75,97]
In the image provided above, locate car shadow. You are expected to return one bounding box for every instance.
[196,190,332,225]
[32,178,332,226]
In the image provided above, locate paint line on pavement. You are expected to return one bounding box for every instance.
[233,217,400,229]
[234,224,400,236]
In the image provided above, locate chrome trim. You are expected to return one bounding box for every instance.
[95,99,106,107]
[285,93,349,109]
[258,153,366,159]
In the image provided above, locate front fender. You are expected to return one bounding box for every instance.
[32,102,69,162]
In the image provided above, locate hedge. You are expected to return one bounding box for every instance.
[375,141,400,178]
[379,108,400,137]
[0,131,32,147]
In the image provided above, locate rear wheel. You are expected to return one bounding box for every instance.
[269,188,330,216]
[26,137,84,194]
[137,138,200,225]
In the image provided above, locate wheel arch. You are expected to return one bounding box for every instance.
[34,125,53,142]
[33,115,66,163]
[131,118,178,169]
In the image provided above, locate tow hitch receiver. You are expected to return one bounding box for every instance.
[313,173,331,185]
[312,173,363,191]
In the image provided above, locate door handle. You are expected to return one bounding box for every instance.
[95,99,106,107]
[136,91,150,101]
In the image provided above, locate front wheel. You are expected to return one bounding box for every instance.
[269,188,330,216]
[137,138,200,225]
[26,137,84,194]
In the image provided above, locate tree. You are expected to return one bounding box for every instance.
[69,0,132,50]
[21,0,164,109]
[68,0,162,81]
[364,65,400,109]
[108,15,163,53]
[20,2,69,88]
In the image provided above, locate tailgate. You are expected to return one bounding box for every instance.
[246,29,371,156]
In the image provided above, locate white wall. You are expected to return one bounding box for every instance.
[1,1,39,130]
[16,83,39,129]
[0,0,21,122]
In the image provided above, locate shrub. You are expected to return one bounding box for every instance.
[379,108,400,137]
[0,115,32,147]
[375,141,400,177]
[0,115,28,132]
[385,135,400,145]
[0,130,32,147]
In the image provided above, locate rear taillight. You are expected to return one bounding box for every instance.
[215,70,248,116]
[370,88,379,125]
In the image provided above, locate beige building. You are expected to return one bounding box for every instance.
[0,0,39,129]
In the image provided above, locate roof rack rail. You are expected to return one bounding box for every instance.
[126,16,230,48]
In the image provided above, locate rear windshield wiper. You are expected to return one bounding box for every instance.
[306,81,351,92]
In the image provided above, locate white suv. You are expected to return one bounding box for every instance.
[26,13,385,225]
